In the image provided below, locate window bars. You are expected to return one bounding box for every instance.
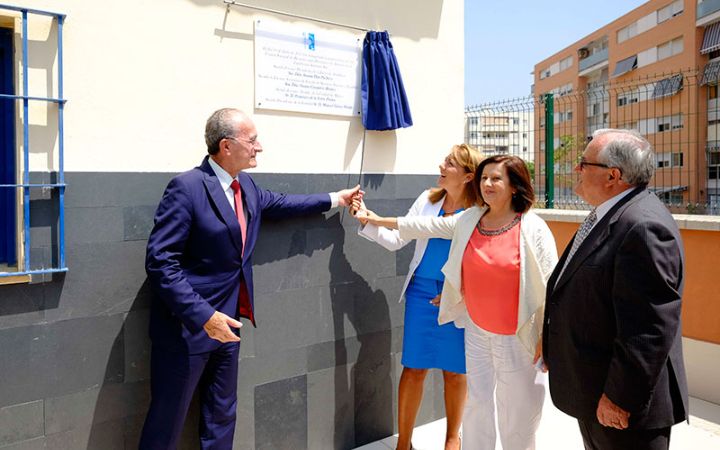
[0,4,67,278]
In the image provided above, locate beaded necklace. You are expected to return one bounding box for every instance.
[477,213,521,236]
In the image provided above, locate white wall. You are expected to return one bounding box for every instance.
[7,0,464,175]
[683,337,720,404]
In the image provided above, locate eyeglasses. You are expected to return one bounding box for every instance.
[226,135,259,146]
[578,158,610,170]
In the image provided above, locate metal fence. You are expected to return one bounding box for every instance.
[465,69,720,214]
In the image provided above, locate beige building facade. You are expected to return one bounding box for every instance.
[534,0,720,213]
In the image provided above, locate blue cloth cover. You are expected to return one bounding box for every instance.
[361,30,413,131]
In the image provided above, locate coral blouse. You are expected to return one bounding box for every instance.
[461,220,521,335]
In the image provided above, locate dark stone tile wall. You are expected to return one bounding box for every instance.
[0,171,446,449]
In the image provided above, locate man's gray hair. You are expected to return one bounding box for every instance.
[592,128,655,186]
[205,108,243,155]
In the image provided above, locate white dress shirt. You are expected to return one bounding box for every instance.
[586,187,634,235]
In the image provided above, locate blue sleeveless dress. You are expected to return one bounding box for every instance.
[401,208,466,373]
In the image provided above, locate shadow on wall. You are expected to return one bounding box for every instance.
[21,18,60,170]
[86,278,161,449]
[328,214,394,448]
[189,0,444,41]
[0,273,64,316]
[85,209,394,448]
[253,211,394,448]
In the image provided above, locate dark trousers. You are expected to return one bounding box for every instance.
[139,342,240,450]
[578,419,671,450]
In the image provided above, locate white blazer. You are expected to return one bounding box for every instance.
[398,206,559,355]
[358,190,454,302]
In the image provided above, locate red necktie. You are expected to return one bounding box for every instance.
[230,179,247,255]
[230,179,254,322]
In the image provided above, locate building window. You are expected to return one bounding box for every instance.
[558,83,573,96]
[709,152,720,165]
[658,0,683,23]
[673,153,684,166]
[660,192,684,204]
[555,110,573,123]
[658,37,683,60]
[617,23,638,43]
[617,89,639,106]
[0,27,15,268]
[0,6,67,280]
[657,152,684,168]
[657,114,683,132]
[559,56,573,71]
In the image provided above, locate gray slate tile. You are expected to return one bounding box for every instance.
[0,400,44,446]
[254,375,308,450]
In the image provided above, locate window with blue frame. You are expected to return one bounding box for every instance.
[0,5,67,280]
[0,26,16,267]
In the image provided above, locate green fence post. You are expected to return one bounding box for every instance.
[543,93,554,209]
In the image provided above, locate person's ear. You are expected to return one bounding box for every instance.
[220,138,231,154]
[608,168,621,182]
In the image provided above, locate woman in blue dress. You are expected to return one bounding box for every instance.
[357,144,481,450]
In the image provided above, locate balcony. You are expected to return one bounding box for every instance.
[578,48,609,75]
[698,0,720,25]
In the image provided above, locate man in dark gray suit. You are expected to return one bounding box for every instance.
[542,129,688,449]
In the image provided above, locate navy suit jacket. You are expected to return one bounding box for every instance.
[146,156,331,354]
[543,187,688,429]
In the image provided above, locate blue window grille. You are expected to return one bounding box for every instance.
[0,4,67,279]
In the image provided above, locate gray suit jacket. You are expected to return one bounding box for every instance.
[542,187,688,429]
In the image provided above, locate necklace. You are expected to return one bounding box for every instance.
[477,214,521,236]
[440,207,464,217]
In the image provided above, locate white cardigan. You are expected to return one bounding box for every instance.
[398,206,559,355]
[358,190,453,302]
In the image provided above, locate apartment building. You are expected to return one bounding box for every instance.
[465,110,535,162]
[533,0,720,212]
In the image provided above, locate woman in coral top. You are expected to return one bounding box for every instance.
[355,155,558,450]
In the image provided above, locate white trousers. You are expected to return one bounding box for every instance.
[463,320,546,450]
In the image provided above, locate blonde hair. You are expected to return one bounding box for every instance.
[428,143,482,207]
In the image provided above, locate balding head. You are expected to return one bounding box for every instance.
[205,108,250,155]
[592,128,655,186]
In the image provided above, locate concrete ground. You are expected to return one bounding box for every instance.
[355,388,720,450]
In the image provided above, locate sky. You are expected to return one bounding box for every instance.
[465,0,648,106]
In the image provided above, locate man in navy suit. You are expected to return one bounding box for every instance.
[542,129,687,450]
[139,108,361,449]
